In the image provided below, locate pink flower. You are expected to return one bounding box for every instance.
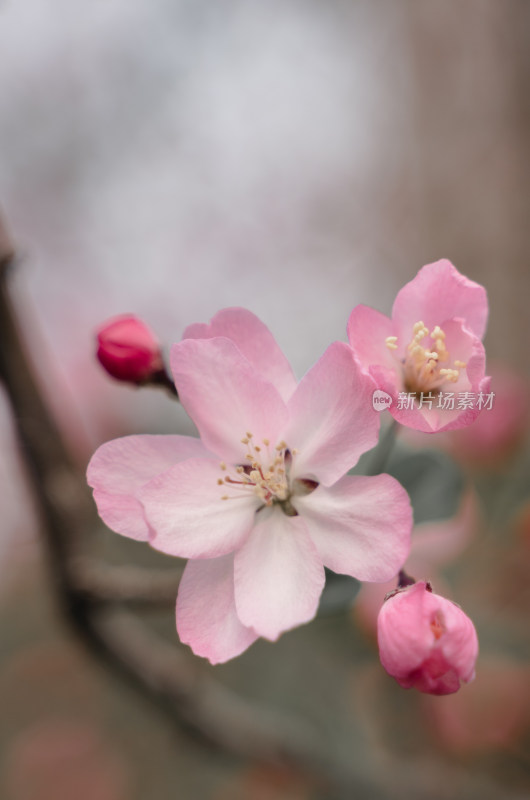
[347,259,490,432]
[96,314,163,383]
[377,581,478,695]
[88,308,413,664]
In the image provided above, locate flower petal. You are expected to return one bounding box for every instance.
[392,259,488,340]
[138,458,257,558]
[86,435,211,540]
[170,337,289,463]
[378,582,436,673]
[347,304,396,371]
[296,474,412,581]
[183,308,297,402]
[234,510,325,640]
[176,555,258,664]
[284,342,380,486]
[436,596,479,683]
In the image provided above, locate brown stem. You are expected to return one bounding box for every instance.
[71,558,184,606]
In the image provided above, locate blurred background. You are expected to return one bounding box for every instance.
[0,1,529,798]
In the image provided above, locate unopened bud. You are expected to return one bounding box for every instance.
[377,581,478,695]
[96,314,164,384]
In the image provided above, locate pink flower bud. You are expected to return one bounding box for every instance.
[377,581,478,695]
[96,314,163,383]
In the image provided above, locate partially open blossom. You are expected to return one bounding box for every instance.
[88,308,413,664]
[96,314,164,384]
[377,581,478,695]
[348,259,490,432]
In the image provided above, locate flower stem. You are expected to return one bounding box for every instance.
[365,419,399,476]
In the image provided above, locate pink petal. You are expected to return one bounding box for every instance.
[295,474,412,581]
[170,337,288,463]
[86,435,211,540]
[284,342,380,486]
[370,364,435,432]
[347,304,396,371]
[233,511,325,640]
[176,555,258,664]
[138,458,257,558]
[392,259,488,340]
[407,649,462,695]
[378,582,436,673]
[183,308,297,402]
[436,596,479,683]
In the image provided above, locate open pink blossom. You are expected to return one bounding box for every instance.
[347,259,490,432]
[88,308,412,664]
[377,581,478,695]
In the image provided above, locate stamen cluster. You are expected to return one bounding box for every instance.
[218,433,296,506]
[386,321,466,395]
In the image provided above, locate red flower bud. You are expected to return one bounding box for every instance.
[96,314,163,384]
[377,581,478,695]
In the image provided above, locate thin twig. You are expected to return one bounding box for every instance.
[71,558,184,605]
[365,418,399,476]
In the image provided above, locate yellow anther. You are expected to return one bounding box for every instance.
[396,320,465,395]
[220,462,227,470]
[221,495,229,501]
[246,431,253,438]
[217,478,224,485]
[439,368,459,382]
[241,437,249,445]
[262,438,270,446]
[385,336,398,350]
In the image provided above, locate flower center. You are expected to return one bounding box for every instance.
[386,321,466,395]
[218,433,300,512]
